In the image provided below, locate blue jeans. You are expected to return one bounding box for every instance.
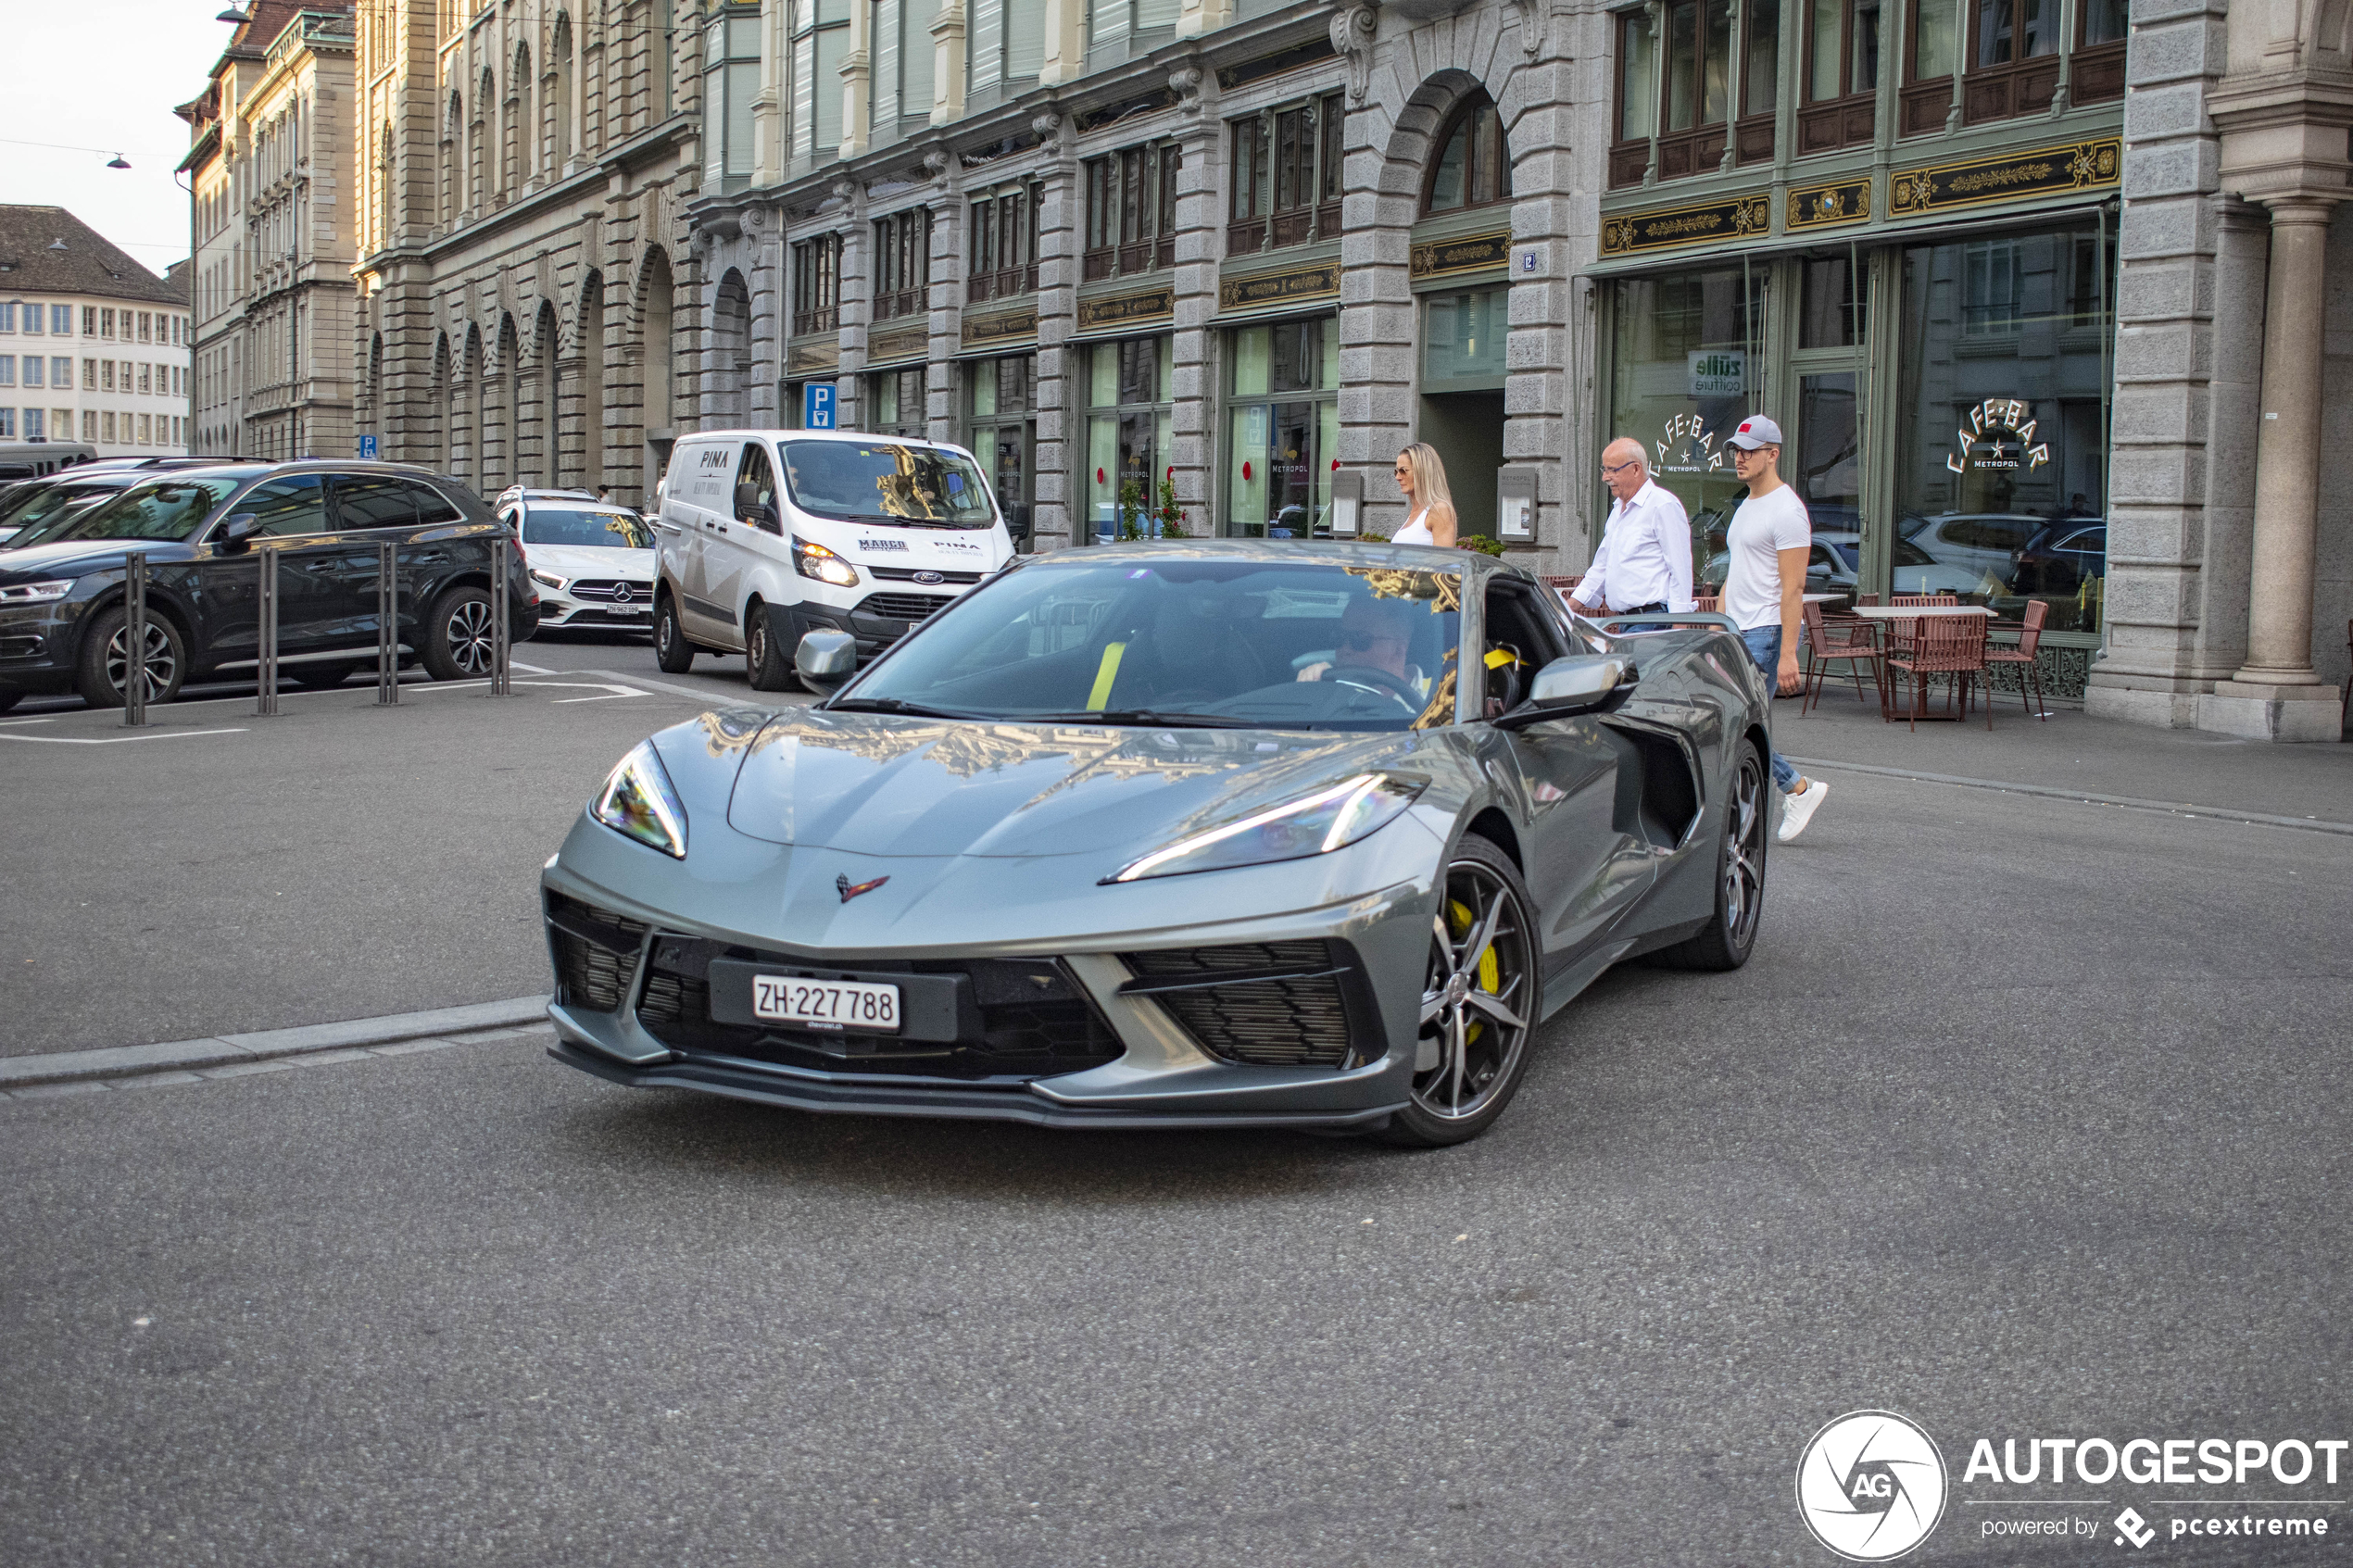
[1739,627,1802,795]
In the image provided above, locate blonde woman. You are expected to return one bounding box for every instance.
[1390,443,1458,546]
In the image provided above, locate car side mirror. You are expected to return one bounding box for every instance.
[734,482,763,521]
[795,629,859,693]
[1493,654,1636,728]
[217,512,262,552]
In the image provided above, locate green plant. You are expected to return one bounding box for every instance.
[1356,531,1391,543]
[1118,477,1190,539]
[1459,533,1507,558]
[1153,476,1189,538]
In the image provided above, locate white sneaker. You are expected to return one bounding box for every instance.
[1777,779,1828,843]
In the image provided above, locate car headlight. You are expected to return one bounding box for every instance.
[591,740,688,859]
[1106,773,1427,884]
[530,568,568,591]
[0,580,76,605]
[792,535,860,588]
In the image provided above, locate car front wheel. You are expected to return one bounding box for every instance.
[654,594,696,673]
[745,604,798,692]
[75,604,186,709]
[421,586,497,681]
[1375,834,1538,1148]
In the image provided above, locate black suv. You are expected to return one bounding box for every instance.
[0,460,537,711]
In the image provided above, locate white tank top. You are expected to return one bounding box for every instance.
[1392,507,1435,546]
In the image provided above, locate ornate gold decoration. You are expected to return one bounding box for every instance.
[1409,232,1511,281]
[1598,195,1771,257]
[1889,137,2121,218]
[1787,179,1872,231]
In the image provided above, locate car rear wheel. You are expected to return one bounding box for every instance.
[745,603,798,692]
[421,586,496,681]
[75,604,186,709]
[1652,736,1768,972]
[1374,834,1538,1148]
[654,594,696,673]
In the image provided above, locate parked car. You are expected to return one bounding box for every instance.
[651,429,1016,689]
[2012,520,2106,596]
[1699,531,1992,599]
[497,489,657,636]
[0,460,536,713]
[1899,511,2047,585]
[543,541,1777,1146]
[0,458,250,548]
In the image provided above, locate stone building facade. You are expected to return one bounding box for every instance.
[180,3,359,462]
[347,0,701,508]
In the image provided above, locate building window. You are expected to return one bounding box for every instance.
[139,313,154,344]
[21,358,40,389]
[1228,96,1342,257]
[1085,335,1171,541]
[0,409,13,437]
[101,361,115,392]
[967,354,1034,547]
[967,182,1038,305]
[874,207,933,321]
[1425,93,1513,214]
[139,364,153,395]
[139,414,153,445]
[82,409,96,441]
[1604,265,1760,583]
[1084,142,1180,282]
[1800,0,1880,151]
[0,357,13,386]
[52,358,70,389]
[0,304,14,333]
[1895,224,2112,632]
[21,305,43,336]
[707,5,761,186]
[101,309,115,339]
[82,358,96,389]
[791,235,839,336]
[102,410,115,442]
[1225,317,1337,539]
[868,365,927,436]
[22,408,42,440]
[792,0,850,160]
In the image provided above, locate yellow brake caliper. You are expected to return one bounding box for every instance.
[1447,897,1499,1047]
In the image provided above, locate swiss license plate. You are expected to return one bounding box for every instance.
[612,604,649,617]
[750,974,900,1034]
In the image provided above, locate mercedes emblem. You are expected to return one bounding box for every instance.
[612,583,635,605]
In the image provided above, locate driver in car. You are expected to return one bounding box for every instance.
[1296,598,1418,696]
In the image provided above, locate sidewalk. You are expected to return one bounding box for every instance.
[1771,685,2353,825]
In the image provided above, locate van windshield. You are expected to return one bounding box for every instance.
[779,440,995,530]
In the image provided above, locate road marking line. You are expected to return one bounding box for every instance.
[1787,756,2353,837]
[0,729,249,746]
[408,678,648,702]
[511,659,557,673]
[0,717,56,726]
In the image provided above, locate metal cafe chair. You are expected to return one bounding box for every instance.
[1801,600,1882,712]
[1881,610,1991,730]
[1982,599,2053,721]
[1891,592,1960,607]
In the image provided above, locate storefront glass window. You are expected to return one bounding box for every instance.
[966,353,1034,547]
[1226,317,1338,538]
[1894,224,2110,631]
[870,365,927,437]
[1424,288,1508,390]
[1086,335,1172,540]
[1605,267,1760,581]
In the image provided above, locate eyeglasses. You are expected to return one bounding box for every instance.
[1601,459,1640,476]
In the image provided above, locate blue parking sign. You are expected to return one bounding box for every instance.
[358,434,378,459]
[803,383,837,431]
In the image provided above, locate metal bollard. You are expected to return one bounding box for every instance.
[255,544,281,717]
[490,534,512,696]
[376,539,400,706]
[122,551,148,727]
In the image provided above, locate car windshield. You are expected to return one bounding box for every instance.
[1893,537,1936,568]
[522,507,651,549]
[780,440,995,529]
[842,558,1464,731]
[0,482,119,546]
[45,477,240,544]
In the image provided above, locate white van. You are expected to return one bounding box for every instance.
[652,429,1016,688]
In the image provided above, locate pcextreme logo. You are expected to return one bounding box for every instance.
[1796,1411,1949,1561]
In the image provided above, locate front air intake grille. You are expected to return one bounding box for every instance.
[867,565,984,584]
[1122,941,1361,1069]
[853,591,955,622]
[545,893,649,1013]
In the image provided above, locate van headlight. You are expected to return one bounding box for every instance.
[591,741,689,859]
[1105,774,1426,884]
[793,535,860,588]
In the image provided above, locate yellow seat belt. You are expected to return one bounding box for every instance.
[1086,641,1128,709]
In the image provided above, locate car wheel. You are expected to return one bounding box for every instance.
[288,661,362,690]
[1652,736,1768,972]
[654,594,696,673]
[422,585,497,681]
[74,604,186,709]
[745,604,798,692]
[1374,834,1539,1148]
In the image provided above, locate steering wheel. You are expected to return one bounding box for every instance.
[1325,664,1422,713]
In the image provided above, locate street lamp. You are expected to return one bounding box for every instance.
[216,6,252,22]
[107,154,131,169]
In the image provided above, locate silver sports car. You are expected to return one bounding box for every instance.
[542,541,1776,1146]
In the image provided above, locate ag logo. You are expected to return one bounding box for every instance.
[1795,1411,1947,1561]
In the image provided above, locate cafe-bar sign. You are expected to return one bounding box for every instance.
[1601,194,1769,257]
[1892,137,2120,218]
[1948,397,2050,474]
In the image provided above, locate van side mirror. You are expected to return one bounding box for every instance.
[1493,654,1636,729]
[734,482,763,519]
[217,512,263,552]
[795,629,859,693]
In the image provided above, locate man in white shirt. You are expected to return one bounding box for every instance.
[1721,415,1829,842]
[1569,440,1693,622]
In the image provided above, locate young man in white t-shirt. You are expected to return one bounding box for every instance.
[1721,415,1829,842]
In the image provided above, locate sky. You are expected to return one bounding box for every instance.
[0,0,241,277]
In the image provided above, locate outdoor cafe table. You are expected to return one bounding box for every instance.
[1848,604,1996,721]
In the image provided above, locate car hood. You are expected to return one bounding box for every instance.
[0,538,185,577]
[526,542,655,579]
[717,709,1436,860]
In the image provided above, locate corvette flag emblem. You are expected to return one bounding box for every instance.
[836,872,889,903]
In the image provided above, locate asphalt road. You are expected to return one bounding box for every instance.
[5,765,2349,1565]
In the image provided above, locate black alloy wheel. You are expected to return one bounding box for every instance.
[1377,834,1539,1148]
[1654,736,1768,972]
[421,586,497,681]
[654,593,696,673]
[74,604,186,709]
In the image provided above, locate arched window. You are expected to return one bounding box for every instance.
[1423,93,1512,215]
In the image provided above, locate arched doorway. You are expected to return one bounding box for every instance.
[578,271,605,495]
[533,300,560,486]
[1411,88,1514,543]
[491,314,521,491]
[638,247,676,496]
[711,268,750,426]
